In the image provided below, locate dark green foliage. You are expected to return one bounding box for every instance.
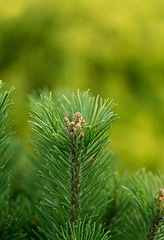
[1,82,164,239]
[0,81,13,238]
[120,169,164,240]
[103,169,164,240]
[30,89,164,240]
[104,172,132,239]
[30,90,117,239]
[0,82,30,239]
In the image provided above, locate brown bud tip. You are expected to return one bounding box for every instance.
[67,122,74,133]
[75,122,81,128]
[64,117,69,126]
[158,197,163,208]
[64,112,85,142]
[159,197,163,202]
[64,117,68,122]
[159,188,164,197]
[155,196,158,201]
[80,131,84,137]
[8,214,11,219]
[74,112,81,119]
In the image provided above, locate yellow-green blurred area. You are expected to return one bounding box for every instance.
[0,0,164,173]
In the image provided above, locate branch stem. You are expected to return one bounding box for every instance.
[147,209,162,240]
[70,143,80,225]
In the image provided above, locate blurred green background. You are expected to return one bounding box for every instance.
[0,0,164,173]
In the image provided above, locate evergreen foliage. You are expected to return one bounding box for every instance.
[30,90,117,239]
[0,81,37,240]
[121,169,164,240]
[1,81,164,239]
[0,81,14,161]
[30,89,164,240]
[58,220,110,240]
[0,81,26,239]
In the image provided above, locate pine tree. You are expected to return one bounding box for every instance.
[30,89,164,240]
[1,81,164,239]
[0,81,28,239]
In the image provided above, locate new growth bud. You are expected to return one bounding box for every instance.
[155,188,164,211]
[64,112,85,142]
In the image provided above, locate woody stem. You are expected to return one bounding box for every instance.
[70,143,80,226]
[147,209,162,240]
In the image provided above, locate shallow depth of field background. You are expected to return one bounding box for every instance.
[0,0,164,173]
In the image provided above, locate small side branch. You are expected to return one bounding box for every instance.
[147,188,164,240]
[64,112,85,226]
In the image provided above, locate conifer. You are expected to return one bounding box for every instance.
[1,82,164,239]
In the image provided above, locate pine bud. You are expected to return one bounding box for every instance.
[68,122,74,133]
[74,112,82,123]
[155,188,164,211]
[159,188,164,198]
[64,112,85,142]
[81,119,85,128]
[158,197,163,208]
[64,117,70,127]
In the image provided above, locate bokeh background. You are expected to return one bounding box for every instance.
[0,0,164,173]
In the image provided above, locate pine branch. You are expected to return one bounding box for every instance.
[0,81,28,239]
[64,112,85,225]
[147,210,161,240]
[147,189,164,240]
[30,89,117,239]
[0,81,14,162]
[118,169,164,240]
[0,81,14,236]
